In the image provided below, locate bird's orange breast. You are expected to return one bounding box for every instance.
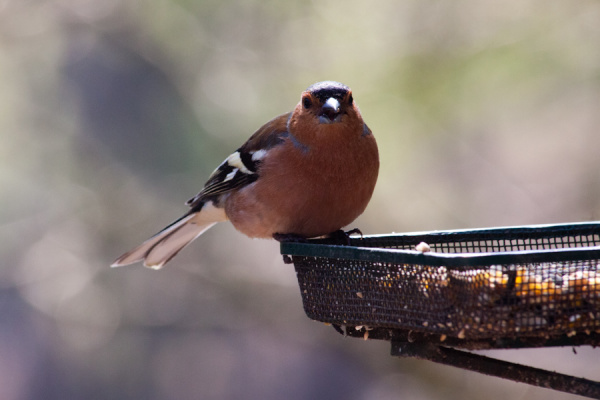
[224,122,379,238]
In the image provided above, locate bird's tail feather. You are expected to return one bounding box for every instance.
[111,213,216,270]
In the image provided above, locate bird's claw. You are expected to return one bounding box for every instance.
[345,228,363,238]
[326,228,363,245]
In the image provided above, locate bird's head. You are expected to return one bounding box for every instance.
[299,81,356,124]
[287,81,369,147]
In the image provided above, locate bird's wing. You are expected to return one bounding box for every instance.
[186,112,291,210]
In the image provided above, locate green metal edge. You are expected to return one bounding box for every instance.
[280,242,600,267]
[350,221,600,240]
[280,221,600,267]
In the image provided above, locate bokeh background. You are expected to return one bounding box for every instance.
[2,0,600,399]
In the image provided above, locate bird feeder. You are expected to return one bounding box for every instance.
[280,222,600,398]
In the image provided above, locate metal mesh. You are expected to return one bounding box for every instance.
[283,223,600,346]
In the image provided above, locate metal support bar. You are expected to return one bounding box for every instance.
[391,342,600,399]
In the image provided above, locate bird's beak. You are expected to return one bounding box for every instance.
[319,97,342,124]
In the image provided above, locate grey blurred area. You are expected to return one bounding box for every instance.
[1,0,600,399]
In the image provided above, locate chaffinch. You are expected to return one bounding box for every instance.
[112,81,379,269]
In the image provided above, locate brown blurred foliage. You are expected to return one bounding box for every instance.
[1,0,599,399]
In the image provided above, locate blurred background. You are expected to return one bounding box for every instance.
[1,0,600,399]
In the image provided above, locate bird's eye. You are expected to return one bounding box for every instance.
[348,94,353,105]
[302,96,312,109]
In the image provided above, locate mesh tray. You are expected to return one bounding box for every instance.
[281,222,600,349]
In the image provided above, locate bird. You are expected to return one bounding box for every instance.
[111,81,379,269]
